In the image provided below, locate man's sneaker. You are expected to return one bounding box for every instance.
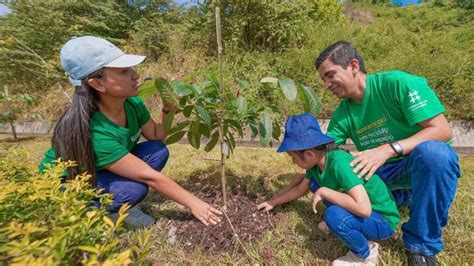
[108,206,155,228]
[318,221,330,234]
[332,241,379,266]
[406,250,437,266]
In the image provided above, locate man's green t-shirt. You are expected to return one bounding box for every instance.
[306,150,400,230]
[327,71,445,155]
[39,96,151,172]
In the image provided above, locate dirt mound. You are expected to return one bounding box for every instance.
[344,6,374,25]
[160,185,280,255]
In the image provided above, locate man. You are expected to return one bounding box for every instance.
[315,40,460,265]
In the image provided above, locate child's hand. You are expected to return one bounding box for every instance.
[257,201,274,212]
[311,191,323,214]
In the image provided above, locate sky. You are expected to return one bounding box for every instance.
[0,4,11,16]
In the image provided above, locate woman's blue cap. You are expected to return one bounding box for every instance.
[277,113,334,153]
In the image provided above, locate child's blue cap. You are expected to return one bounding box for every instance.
[277,113,334,153]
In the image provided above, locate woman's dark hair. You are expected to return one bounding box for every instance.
[52,69,103,185]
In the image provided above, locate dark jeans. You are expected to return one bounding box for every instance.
[325,205,394,259]
[92,140,169,213]
[375,141,460,256]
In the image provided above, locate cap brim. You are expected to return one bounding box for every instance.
[105,54,146,68]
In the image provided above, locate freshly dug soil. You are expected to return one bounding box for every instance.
[159,184,281,254]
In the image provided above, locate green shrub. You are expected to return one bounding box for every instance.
[0,147,151,265]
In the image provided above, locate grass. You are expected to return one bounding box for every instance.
[1,134,473,264]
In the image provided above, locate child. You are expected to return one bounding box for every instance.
[257,113,400,265]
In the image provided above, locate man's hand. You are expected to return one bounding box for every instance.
[190,201,222,226]
[350,144,395,180]
[257,201,274,212]
[311,188,324,214]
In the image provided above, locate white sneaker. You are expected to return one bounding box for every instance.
[108,206,155,228]
[332,242,379,265]
[318,221,330,234]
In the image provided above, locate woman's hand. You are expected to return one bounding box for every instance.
[162,101,177,113]
[190,201,222,226]
[257,201,274,212]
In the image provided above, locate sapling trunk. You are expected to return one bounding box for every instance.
[215,7,228,209]
[3,85,17,141]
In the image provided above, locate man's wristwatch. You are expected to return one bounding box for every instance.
[389,141,404,157]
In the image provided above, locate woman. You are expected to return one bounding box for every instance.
[40,36,221,227]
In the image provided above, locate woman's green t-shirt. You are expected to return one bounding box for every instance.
[39,96,151,172]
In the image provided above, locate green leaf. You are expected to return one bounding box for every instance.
[204,130,220,152]
[137,79,156,98]
[225,119,244,138]
[237,79,249,90]
[278,77,297,100]
[201,80,214,89]
[199,123,211,138]
[194,105,212,127]
[248,117,258,138]
[163,109,176,131]
[79,245,99,254]
[260,77,278,86]
[188,121,201,149]
[236,97,247,116]
[183,105,194,118]
[226,133,236,154]
[165,130,186,145]
[272,120,282,140]
[259,110,273,147]
[300,85,322,116]
[168,121,190,135]
[191,84,202,94]
[170,80,194,96]
[155,77,178,105]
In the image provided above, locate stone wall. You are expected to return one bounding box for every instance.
[1,120,473,148]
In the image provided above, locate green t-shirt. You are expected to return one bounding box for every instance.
[327,71,445,156]
[39,96,151,172]
[306,150,400,231]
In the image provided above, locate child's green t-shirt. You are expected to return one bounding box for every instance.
[39,96,151,172]
[306,150,401,231]
[327,71,445,159]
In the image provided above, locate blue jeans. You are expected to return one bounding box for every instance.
[375,141,460,256]
[93,140,169,213]
[325,205,394,259]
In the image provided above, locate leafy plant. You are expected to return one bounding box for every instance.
[0,147,152,265]
[139,75,320,208]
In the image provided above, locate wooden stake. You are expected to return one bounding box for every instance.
[215,7,227,210]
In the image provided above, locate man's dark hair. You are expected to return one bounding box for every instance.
[315,41,367,74]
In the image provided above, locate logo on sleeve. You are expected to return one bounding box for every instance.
[408,89,427,112]
[131,129,142,142]
[409,90,421,103]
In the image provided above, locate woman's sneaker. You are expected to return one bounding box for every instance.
[108,206,155,228]
[332,241,379,265]
[318,221,330,234]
